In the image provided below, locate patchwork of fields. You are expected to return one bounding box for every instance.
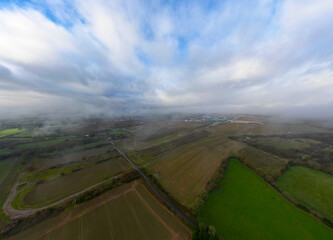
[22,157,130,206]
[0,158,21,232]
[149,136,244,209]
[16,138,72,150]
[127,130,210,165]
[277,166,333,223]
[1,118,333,239]
[0,149,11,158]
[39,145,118,168]
[48,141,107,156]
[7,181,191,240]
[210,120,330,137]
[0,129,22,138]
[240,146,289,181]
[237,134,333,174]
[0,159,13,182]
[198,158,333,240]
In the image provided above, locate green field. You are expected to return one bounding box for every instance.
[0,158,20,231]
[16,138,71,149]
[16,138,106,156]
[21,157,130,206]
[19,165,81,183]
[7,181,191,240]
[40,145,116,168]
[9,129,31,138]
[197,158,333,240]
[49,140,107,156]
[253,137,312,151]
[276,166,333,223]
[0,128,21,138]
[0,149,11,157]
[0,159,13,182]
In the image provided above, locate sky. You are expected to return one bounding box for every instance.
[0,0,333,118]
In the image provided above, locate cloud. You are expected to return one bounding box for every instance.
[0,8,76,65]
[0,0,332,118]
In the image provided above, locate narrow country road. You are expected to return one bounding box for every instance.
[3,140,198,228]
[109,140,197,227]
[3,173,122,219]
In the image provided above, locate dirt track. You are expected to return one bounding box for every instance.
[2,173,122,219]
[3,140,196,229]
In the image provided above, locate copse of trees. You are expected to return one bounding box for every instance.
[193,223,220,240]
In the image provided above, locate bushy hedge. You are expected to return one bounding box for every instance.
[140,168,196,220]
[193,223,220,240]
[75,170,140,204]
[0,170,140,239]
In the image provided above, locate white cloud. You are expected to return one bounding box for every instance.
[0,0,333,118]
[0,8,76,65]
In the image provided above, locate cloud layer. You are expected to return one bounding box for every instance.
[0,0,333,118]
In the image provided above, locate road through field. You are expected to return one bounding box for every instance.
[3,173,122,219]
[3,139,197,229]
[109,140,197,227]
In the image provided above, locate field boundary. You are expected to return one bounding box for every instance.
[196,155,333,231]
[237,157,333,230]
[138,180,192,239]
[0,171,141,239]
[32,181,139,240]
[3,172,125,219]
[19,166,127,209]
[110,140,198,228]
[231,134,333,176]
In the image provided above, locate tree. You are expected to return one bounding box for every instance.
[193,223,220,240]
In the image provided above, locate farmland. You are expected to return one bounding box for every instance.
[39,145,116,168]
[0,149,11,158]
[0,159,20,204]
[20,157,130,207]
[236,134,333,174]
[276,166,333,223]
[2,0,333,237]
[16,138,72,150]
[240,146,289,181]
[1,115,333,239]
[6,181,191,240]
[15,137,107,161]
[197,158,333,240]
[48,140,107,156]
[0,129,22,138]
[149,136,244,210]
[0,158,21,231]
[127,130,210,165]
[250,137,313,151]
[210,119,330,137]
[0,159,13,182]
[115,121,205,152]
